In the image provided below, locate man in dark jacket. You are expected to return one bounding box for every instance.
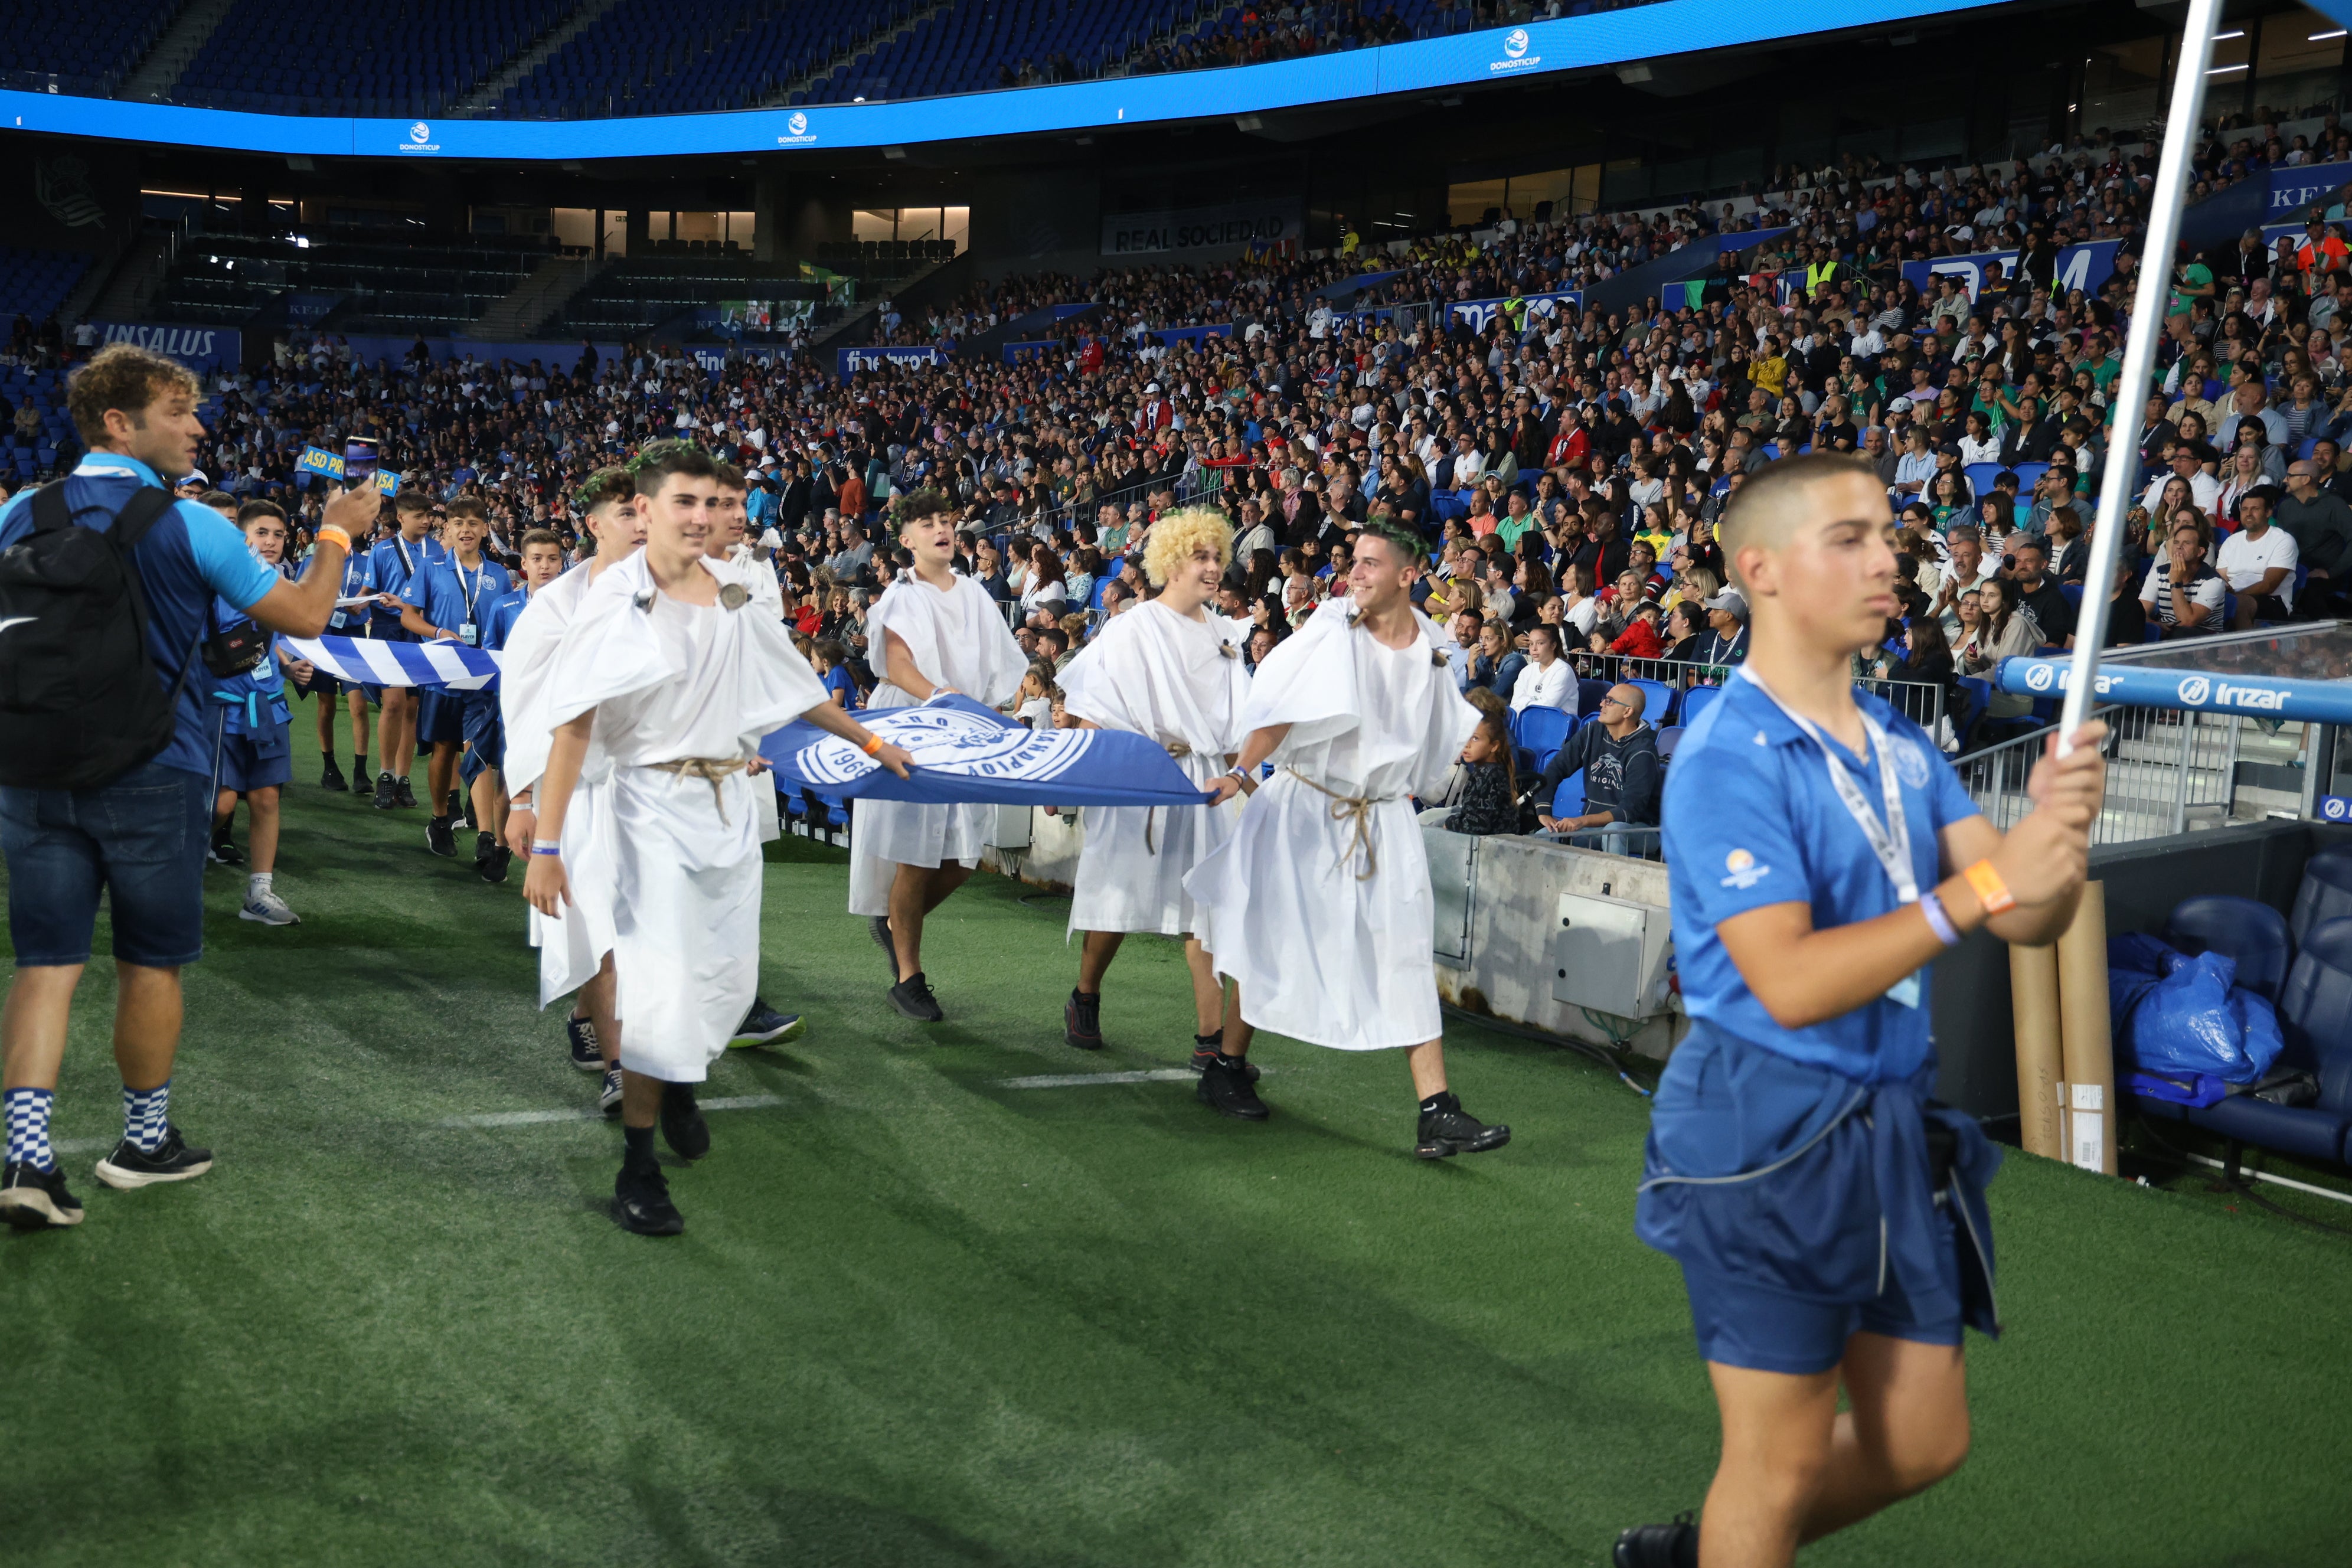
[1530,682,1662,849]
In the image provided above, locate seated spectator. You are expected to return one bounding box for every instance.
[1530,682,1662,850]
[1439,713,1518,837]
[1510,625,1574,713]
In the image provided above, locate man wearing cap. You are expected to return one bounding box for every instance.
[174,471,207,499]
[1700,590,1750,669]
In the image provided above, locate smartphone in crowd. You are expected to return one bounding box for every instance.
[342,437,380,489]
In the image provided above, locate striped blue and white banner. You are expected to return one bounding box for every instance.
[280,635,502,691]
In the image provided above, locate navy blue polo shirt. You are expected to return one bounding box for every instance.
[0,453,278,776]
[1662,671,1980,1084]
[481,584,532,651]
[400,553,512,645]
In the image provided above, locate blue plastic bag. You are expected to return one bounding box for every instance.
[2105,936,2285,1086]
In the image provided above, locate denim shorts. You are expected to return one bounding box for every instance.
[0,760,213,968]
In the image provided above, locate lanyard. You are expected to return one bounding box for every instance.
[1740,667,1917,906]
[394,534,415,577]
[453,557,484,619]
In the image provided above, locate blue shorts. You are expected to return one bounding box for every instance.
[458,690,502,784]
[0,760,212,968]
[1681,1208,1964,1377]
[417,687,467,745]
[215,725,293,794]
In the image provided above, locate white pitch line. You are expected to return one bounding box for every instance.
[438,1093,785,1129]
[53,1137,112,1155]
[994,1068,1272,1090]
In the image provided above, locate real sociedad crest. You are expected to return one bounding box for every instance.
[793,703,1095,786]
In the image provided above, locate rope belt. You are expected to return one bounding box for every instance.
[1145,741,1194,855]
[646,757,750,823]
[1282,766,1393,881]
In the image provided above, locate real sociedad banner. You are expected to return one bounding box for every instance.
[760,694,1208,807]
[281,635,500,691]
[835,344,947,381]
[1447,290,1584,334]
[1900,241,2121,303]
[1996,655,2352,724]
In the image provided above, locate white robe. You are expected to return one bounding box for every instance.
[1184,601,1479,1051]
[717,544,785,843]
[499,563,620,1009]
[1056,599,1252,937]
[545,551,826,1081]
[846,570,1027,918]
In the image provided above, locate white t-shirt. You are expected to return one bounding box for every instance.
[2142,469,2224,513]
[2216,524,2299,607]
[1511,657,1576,713]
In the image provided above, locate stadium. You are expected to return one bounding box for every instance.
[3,0,2352,1563]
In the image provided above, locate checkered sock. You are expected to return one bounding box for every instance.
[4,1086,55,1172]
[122,1080,171,1155]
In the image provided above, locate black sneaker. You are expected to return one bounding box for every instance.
[93,1125,215,1190]
[395,778,419,809]
[599,1066,625,1116]
[372,772,397,811]
[659,1082,710,1161]
[488,844,514,884]
[426,816,457,857]
[351,759,373,796]
[1190,1031,1261,1080]
[1064,988,1104,1050]
[0,1161,83,1229]
[869,914,900,981]
[888,971,945,1023]
[729,997,806,1047]
[472,831,503,881]
[208,829,243,867]
[320,758,348,792]
[1195,1053,1269,1121]
[566,1012,602,1072]
[613,1161,685,1236]
[1612,1514,1697,1568]
[1415,1093,1511,1159]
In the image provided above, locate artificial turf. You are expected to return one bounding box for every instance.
[2,721,2348,1567]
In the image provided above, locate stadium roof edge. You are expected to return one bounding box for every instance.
[0,0,2006,164]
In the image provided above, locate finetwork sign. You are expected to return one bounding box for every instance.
[1490,27,1542,74]
[776,110,818,146]
[399,120,439,153]
[1100,198,1302,256]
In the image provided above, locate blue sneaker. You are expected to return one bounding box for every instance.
[566,1013,602,1073]
[729,997,805,1047]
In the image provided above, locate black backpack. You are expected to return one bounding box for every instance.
[0,481,197,790]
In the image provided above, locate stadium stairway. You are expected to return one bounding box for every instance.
[115,0,240,102]
[471,253,612,338]
[760,0,958,106]
[87,232,172,322]
[455,0,635,115]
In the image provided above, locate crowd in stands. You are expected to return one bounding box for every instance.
[8,113,2352,835]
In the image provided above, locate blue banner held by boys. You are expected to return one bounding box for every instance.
[760,694,1210,808]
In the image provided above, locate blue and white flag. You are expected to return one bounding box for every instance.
[760,694,1208,808]
[279,635,501,691]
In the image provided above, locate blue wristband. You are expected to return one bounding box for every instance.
[530,841,562,857]
[1919,888,1961,947]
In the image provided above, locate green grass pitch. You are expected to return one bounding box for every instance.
[3,721,2347,1567]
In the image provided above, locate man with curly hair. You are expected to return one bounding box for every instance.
[849,487,1028,1023]
[1184,521,1512,1158]
[1054,507,1253,1063]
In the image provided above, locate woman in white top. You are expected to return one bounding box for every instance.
[1959,580,2044,717]
[1957,410,2001,466]
[1556,562,1602,641]
[1510,624,1576,713]
[1017,543,1069,623]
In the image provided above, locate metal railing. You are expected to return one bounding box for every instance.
[1959,704,2245,845]
[1571,651,1950,741]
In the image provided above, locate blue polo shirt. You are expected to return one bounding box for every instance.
[400,553,511,645]
[328,547,374,633]
[365,530,445,631]
[0,452,279,776]
[481,584,532,651]
[1662,671,1980,1084]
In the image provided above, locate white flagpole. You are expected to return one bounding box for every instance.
[2056,0,2227,755]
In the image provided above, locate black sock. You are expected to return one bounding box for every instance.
[622,1123,657,1172]
[1419,1092,1452,1115]
[1194,1031,1222,1047]
[353,753,367,777]
[1672,1523,1699,1568]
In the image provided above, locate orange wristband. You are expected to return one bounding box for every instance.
[861,734,886,756]
[1962,860,2015,916]
[316,524,352,551]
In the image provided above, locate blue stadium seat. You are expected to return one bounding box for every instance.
[1657,724,1684,759]
[2165,895,2292,1004]
[1626,677,1674,727]
[1551,770,1585,819]
[1678,684,1722,730]
[2290,844,2352,948]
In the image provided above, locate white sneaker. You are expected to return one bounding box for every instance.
[239,890,300,926]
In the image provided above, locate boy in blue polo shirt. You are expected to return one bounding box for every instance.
[209,500,302,927]
[468,525,567,882]
[364,491,443,811]
[397,498,511,861]
[1613,454,2108,1568]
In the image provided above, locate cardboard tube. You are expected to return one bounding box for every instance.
[2054,880,2119,1175]
[2009,942,2065,1160]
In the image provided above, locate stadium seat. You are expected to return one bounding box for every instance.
[2290,844,2352,948]
[1656,724,1684,759]
[2165,895,2292,1004]
[1678,684,1722,730]
[1964,463,2004,498]
[1550,770,1585,819]
[1626,677,1674,727]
